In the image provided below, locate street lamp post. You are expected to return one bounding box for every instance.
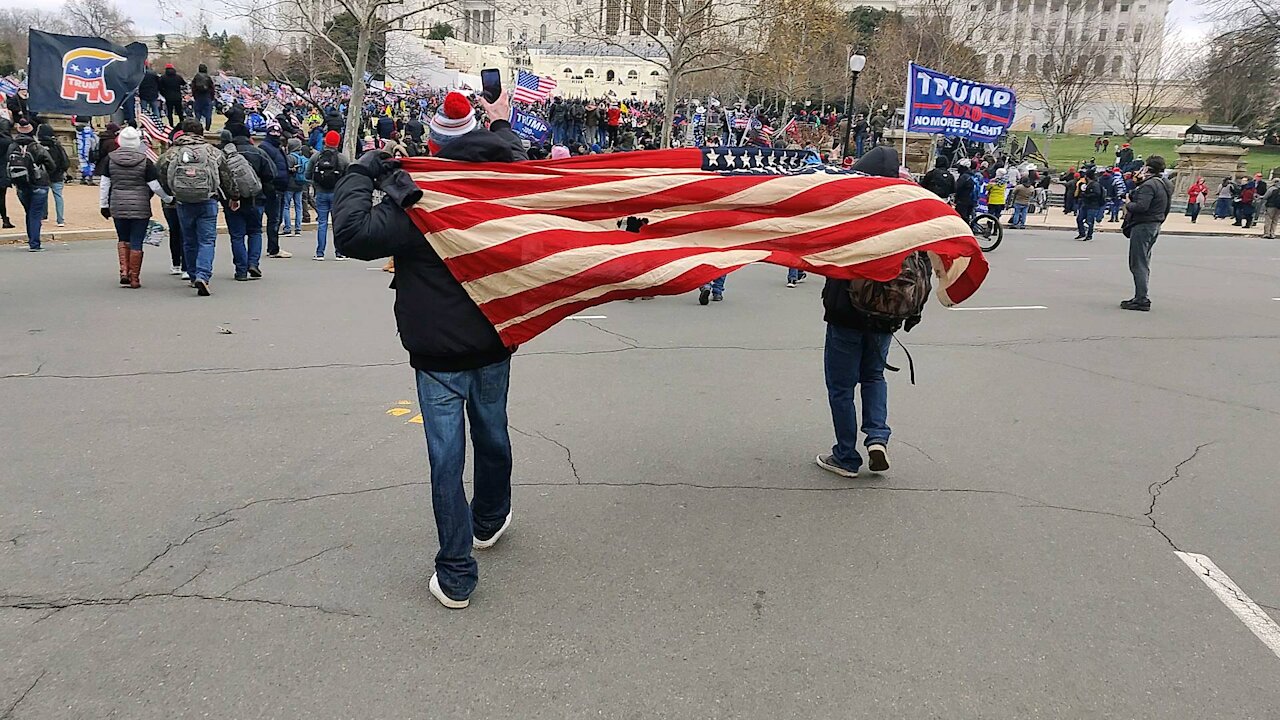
[840,53,867,163]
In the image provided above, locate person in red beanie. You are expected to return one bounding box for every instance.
[157,63,186,126]
[305,130,350,260]
[334,90,526,610]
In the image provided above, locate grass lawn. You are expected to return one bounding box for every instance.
[1025,133,1280,176]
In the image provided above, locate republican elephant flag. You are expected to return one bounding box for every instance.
[26,29,147,116]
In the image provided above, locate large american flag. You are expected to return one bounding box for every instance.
[400,148,988,346]
[512,69,557,103]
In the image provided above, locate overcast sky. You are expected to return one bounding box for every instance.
[2,0,1212,40]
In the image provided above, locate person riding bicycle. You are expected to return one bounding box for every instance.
[954,159,978,223]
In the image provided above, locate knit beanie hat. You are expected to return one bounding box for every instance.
[428,92,476,153]
[287,137,302,152]
[551,145,571,160]
[118,126,141,149]
[324,130,341,147]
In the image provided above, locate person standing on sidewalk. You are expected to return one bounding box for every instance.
[282,137,307,237]
[99,127,173,288]
[223,125,275,281]
[258,122,292,258]
[6,118,56,251]
[1260,181,1280,239]
[1074,168,1104,241]
[334,90,525,610]
[1008,177,1034,229]
[305,130,348,260]
[36,124,68,228]
[1186,177,1207,224]
[1120,155,1173,312]
[159,118,234,296]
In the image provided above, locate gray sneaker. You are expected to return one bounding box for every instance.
[816,454,858,478]
[866,444,889,473]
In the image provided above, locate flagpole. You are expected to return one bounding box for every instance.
[901,61,912,169]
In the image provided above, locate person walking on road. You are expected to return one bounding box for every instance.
[223,125,276,281]
[305,130,349,260]
[1120,155,1173,312]
[159,118,234,296]
[98,126,173,288]
[817,146,928,479]
[6,118,56,251]
[334,90,527,610]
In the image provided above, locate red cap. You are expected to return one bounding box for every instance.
[324,130,340,147]
[165,63,174,70]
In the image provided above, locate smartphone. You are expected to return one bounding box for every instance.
[480,68,502,103]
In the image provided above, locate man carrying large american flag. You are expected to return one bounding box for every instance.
[333,90,527,610]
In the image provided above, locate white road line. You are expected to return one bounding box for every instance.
[568,315,608,320]
[1175,551,1280,660]
[947,305,1048,311]
[1025,257,1091,261]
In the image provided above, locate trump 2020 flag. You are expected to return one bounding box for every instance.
[400,148,988,346]
[26,29,148,116]
[905,63,1015,143]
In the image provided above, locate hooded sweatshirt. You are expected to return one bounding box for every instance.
[36,124,69,184]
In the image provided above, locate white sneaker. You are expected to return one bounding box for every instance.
[180,271,190,280]
[867,444,890,473]
[429,573,469,609]
[269,250,293,259]
[56,222,65,227]
[333,255,348,261]
[313,255,325,261]
[786,281,796,288]
[473,512,512,550]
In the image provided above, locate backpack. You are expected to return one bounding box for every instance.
[289,152,307,184]
[223,145,262,200]
[846,252,933,328]
[167,143,220,203]
[1267,188,1280,209]
[311,149,342,191]
[7,143,43,185]
[192,74,213,94]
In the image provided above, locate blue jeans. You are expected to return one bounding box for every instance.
[414,359,513,601]
[225,201,264,275]
[1076,206,1097,238]
[141,98,161,117]
[700,275,726,296]
[1010,203,1029,227]
[314,191,336,256]
[177,199,218,283]
[282,191,303,231]
[1213,197,1230,218]
[824,324,891,472]
[17,185,48,249]
[47,182,64,224]
[194,97,213,129]
[114,217,148,251]
[787,268,807,283]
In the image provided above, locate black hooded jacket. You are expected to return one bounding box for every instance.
[333,119,528,371]
[821,146,919,333]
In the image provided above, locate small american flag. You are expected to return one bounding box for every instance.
[732,113,749,130]
[136,100,171,161]
[783,117,799,140]
[512,69,557,104]
[400,148,987,346]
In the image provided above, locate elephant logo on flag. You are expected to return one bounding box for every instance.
[59,47,125,104]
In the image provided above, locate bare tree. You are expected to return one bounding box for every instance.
[226,0,455,157]
[1107,24,1200,140]
[1199,27,1280,133]
[751,0,846,110]
[1201,0,1280,59]
[1017,6,1109,134]
[64,0,135,40]
[0,10,66,71]
[568,0,760,147]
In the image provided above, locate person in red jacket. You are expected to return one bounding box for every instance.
[605,103,621,148]
[1186,177,1207,223]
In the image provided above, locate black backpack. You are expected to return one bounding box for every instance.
[6,143,42,185]
[311,149,341,191]
[192,74,213,94]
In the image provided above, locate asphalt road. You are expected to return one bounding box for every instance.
[2,226,1278,718]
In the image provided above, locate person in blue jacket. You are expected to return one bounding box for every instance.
[258,121,292,258]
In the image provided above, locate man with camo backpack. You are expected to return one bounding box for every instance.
[158,118,234,296]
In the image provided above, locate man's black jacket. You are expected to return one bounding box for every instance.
[333,120,528,371]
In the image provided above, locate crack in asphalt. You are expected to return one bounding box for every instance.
[127,518,237,583]
[0,360,407,381]
[1,670,45,720]
[510,425,581,484]
[1144,442,1215,550]
[573,319,640,348]
[0,591,365,618]
[221,545,350,595]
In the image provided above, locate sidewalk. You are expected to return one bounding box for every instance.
[1021,206,1263,237]
[0,182,314,244]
